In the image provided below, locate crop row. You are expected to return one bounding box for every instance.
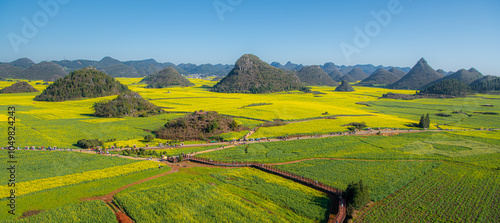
[355,163,500,222]
[115,167,330,223]
[275,159,441,201]
[0,161,160,196]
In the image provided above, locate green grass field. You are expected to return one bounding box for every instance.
[115,167,330,223]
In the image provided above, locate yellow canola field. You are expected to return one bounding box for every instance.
[251,114,422,138]
[0,161,159,196]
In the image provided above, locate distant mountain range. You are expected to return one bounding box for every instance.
[1,57,497,90]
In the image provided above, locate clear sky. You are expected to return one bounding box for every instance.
[1,0,499,75]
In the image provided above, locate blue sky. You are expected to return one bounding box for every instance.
[1,0,499,75]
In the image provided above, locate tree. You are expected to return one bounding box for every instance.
[346,180,370,211]
[424,113,430,129]
[144,134,155,142]
[418,114,425,128]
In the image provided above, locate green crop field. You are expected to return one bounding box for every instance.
[197,131,500,165]
[115,167,330,223]
[275,159,441,201]
[5,200,117,223]
[0,151,169,221]
[0,150,141,182]
[355,163,500,222]
[2,78,499,222]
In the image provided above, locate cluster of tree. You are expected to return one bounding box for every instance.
[346,122,367,132]
[419,79,473,97]
[346,180,371,212]
[76,139,104,149]
[154,111,244,141]
[0,81,38,94]
[92,92,164,118]
[418,113,431,129]
[34,67,129,101]
[470,76,500,93]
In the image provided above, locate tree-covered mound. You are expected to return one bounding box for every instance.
[420,79,473,97]
[469,75,500,93]
[155,111,244,141]
[93,92,164,118]
[0,81,38,94]
[335,80,355,92]
[212,54,306,93]
[141,67,194,88]
[359,68,401,86]
[296,65,338,86]
[34,67,129,101]
[391,58,444,89]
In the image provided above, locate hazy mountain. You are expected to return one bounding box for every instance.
[320,62,338,74]
[123,59,163,76]
[213,54,306,93]
[347,67,369,81]
[17,62,68,81]
[296,65,338,86]
[335,80,355,92]
[10,58,35,69]
[0,64,23,78]
[432,68,484,86]
[391,58,445,90]
[282,61,304,71]
[141,67,194,88]
[328,67,344,82]
[339,74,356,83]
[359,68,401,86]
[52,59,96,72]
[270,62,284,69]
[34,67,129,101]
[389,67,407,78]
